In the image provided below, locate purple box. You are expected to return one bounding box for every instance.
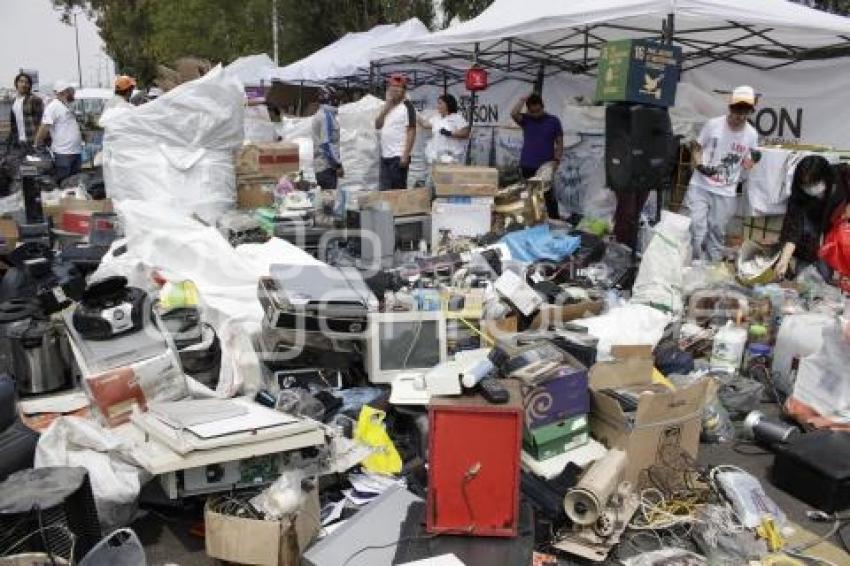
[520,363,589,430]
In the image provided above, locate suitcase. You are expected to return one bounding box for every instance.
[772,429,850,513]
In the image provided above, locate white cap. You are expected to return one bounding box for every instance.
[148,87,163,98]
[53,80,76,94]
[730,85,756,107]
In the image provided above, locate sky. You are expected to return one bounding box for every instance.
[0,0,115,93]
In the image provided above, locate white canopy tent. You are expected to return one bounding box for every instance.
[373,0,850,83]
[224,53,277,88]
[266,18,430,87]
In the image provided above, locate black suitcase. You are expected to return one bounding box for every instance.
[772,429,850,513]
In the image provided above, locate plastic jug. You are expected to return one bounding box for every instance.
[711,322,748,372]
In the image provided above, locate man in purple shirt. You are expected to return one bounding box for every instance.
[511,93,564,219]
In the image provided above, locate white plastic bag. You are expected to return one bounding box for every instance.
[338,95,383,189]
[574,303,673,361]
[771,312,833,395]
[792,320,850,422]
[35,417,150,530]
[101,65,244,223]
[244,104,277,143]
[631,211,691,315]
[277,115,315,182]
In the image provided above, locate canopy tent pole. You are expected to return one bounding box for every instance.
[534,62,545,94]
[443,71,448,95]
[659,12,676,223]
[466,43,481,165]
[298,81,303,116]
[663,12,675,45]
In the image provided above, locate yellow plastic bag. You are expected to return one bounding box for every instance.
[354,405,402,475]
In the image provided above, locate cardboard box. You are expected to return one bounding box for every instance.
[588,346,711,484]
[523,415,589,461]
[529,300,604,330]
[595,39,682,108]
[0,218,18,251]
[432,165,498,197]
[237,142,300,179]
[83,350,186,428]
[431,199,493,251]
[519,360,589,430]
[61,210,96,235]
[358,186,431,217]
[205,486,320,566]
[237,176,277,208]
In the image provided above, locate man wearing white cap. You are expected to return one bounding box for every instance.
[682,85,759,260]
[34,80,83,182]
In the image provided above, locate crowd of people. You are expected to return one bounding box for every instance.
[9,68,850,290]
[4,71,157,183]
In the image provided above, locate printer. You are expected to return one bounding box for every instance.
[258,264,378,338]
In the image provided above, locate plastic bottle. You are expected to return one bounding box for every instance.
[710,322,748,372]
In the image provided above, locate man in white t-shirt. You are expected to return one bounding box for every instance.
[682,85,760,260]
[374,74,416,191]
[35,80,83,183]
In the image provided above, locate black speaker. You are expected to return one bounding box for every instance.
[605,103,674,192]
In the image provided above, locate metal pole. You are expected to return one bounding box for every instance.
[663,13,675,45]
[272,0,280,65]
[73,11,83,87]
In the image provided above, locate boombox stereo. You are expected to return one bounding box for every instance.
[72,276,148,341]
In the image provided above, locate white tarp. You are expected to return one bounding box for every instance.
[95,200,322,398]
[683,56,850,148]
[100,65,244,223]
[225,53,276,88]
[374,0,850,148]
[267,19,429,84]
[374,0,850,65]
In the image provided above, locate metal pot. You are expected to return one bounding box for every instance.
[8,319,67,395]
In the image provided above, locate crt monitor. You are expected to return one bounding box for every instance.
[366,311,447,384]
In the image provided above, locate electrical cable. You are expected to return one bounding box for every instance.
[0,525,75,562]
[339,534,440,566]
[401,318,423,369]
[36,507,56,566]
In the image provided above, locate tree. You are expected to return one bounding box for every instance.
[798,0,850,14]
[440,0,494,28]
[51,0,435,85]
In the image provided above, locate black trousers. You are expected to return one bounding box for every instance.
[315,167,339,191]
[613,188,650,250]
[379,157,409,191]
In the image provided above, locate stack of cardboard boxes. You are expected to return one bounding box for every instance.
[235,142,300,209]
[520,354,590,462]
[430,165,498,250]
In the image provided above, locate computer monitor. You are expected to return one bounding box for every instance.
[366,311,447,384]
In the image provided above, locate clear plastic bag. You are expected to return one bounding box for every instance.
[250,470,307,519]
[716,374,765,420]
[669,373,734,443]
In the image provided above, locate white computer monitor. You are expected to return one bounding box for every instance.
[365,311,448,384]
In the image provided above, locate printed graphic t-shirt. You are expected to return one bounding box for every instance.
[690,116,759,197]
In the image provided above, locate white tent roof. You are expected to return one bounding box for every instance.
[224,53,276,87]
[373,0,850,81]
[267,18,429,85]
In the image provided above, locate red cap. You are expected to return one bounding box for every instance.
[387,73,408,87]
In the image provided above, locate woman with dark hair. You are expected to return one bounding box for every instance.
[7,72,44,150]
[775,155,847,279]
[417,93,470,164]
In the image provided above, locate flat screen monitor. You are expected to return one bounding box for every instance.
[366,311,447,384]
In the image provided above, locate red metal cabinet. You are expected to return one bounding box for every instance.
[427,381,523,537]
